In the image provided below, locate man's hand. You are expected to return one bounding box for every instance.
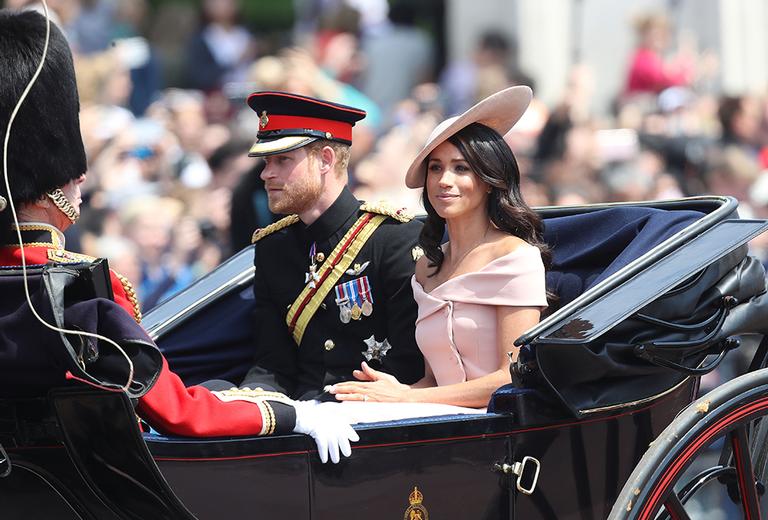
[293,400,359,463]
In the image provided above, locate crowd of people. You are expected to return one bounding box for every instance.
[7,0,768,312]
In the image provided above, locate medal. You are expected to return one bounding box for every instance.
[305,242,320,288]
[340,303,352,323]
[335,275,373,322]
[335,282,352,324]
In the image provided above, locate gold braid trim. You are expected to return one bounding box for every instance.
[360,201,413,222]
[251,215,300,243]
[114,272,142,323]
[263,402,276,435]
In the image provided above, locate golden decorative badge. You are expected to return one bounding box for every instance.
[259,110,269,129]
[403,486,429,520]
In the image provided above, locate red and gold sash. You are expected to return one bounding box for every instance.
[286,212,386,345]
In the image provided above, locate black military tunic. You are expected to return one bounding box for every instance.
[243,187,425,399]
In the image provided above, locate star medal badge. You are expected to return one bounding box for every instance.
[363,335,392,362]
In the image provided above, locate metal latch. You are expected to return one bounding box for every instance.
[0,442,11,478]
[493,456,541,495]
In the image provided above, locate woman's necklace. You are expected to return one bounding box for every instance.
[446,223,491,273]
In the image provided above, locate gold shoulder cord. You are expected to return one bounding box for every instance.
[252,215,300,243]
[359,201,413,222]
[114,272,142,323]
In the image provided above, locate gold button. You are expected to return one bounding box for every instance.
[316,252,326,262]
[324,339,335,351]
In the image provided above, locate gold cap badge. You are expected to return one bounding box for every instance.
[259,110,269,129]
[404,486,429,520]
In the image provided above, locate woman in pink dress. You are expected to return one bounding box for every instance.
[331,86,549,408]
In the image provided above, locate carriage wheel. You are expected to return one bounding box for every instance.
[609,368,768,520]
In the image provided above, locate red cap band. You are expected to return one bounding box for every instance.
[259,115,353,141]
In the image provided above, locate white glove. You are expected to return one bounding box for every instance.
[293,400,359,463]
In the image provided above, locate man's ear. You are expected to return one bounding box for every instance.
[34,195,52,210]
[318,145,336,176]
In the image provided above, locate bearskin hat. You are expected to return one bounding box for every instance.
[0,9,87,206]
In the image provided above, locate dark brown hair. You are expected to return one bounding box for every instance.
[419,122,550,275]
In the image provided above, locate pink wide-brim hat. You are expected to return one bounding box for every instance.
[405,85,533,189]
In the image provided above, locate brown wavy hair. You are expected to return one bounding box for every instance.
[419,122,550,275]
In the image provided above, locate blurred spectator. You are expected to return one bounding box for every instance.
[113,0,162,115]
[121,196,196,310]
[358,3,434,123]
[230,160,274,253]
[440,30,533,115]
[718,95,765,158]
[623,13,694,97]
[183,0,256,92]
[68,0,116,54]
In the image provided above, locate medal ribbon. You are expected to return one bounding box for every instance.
[286,212,387,345]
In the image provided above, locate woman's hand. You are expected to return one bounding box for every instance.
[329,362,411,403]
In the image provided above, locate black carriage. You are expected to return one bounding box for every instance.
[2,195,768,519]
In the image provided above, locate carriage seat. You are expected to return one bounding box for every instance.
[543,206,704,311]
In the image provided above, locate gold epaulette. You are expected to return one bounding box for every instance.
[47,249,97,264]
[360,201,413,223]
[251,215,300,243]
[113,271,142,323]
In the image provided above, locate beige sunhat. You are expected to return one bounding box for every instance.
[405,86,532,188]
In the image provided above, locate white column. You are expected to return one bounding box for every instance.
[719,0,768,94]
[516,0,572,105]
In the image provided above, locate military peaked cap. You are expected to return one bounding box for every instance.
[246,91,366,157]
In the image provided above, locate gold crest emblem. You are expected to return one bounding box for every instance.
[403,486,429,520]
[259,110,269,129]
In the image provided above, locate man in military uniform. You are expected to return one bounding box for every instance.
[243,91,425,399]
[0,10,355,462]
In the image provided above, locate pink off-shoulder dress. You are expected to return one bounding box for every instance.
[411,244,547,386]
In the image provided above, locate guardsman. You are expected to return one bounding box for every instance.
[244,91,425,399]
[0,10,355,462]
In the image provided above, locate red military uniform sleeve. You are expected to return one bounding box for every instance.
[136,357,296,437]
[106,270,297,437]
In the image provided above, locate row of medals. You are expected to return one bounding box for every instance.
[338,297,373,324]
[307,250,372,324]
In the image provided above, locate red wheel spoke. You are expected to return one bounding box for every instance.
[731,425,763,520]
[662,491,691,520]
